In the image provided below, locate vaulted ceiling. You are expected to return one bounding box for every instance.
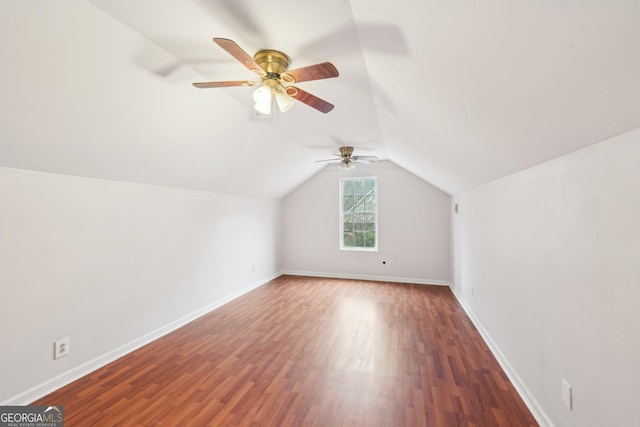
[2,0,639,198]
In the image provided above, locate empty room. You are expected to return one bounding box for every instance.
[1,1,639,426]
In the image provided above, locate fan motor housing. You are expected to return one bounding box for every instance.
[340,146,354,157]
[254,50,290,75]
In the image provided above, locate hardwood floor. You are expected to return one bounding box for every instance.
[33,275,538,426]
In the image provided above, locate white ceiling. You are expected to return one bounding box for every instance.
[2,0,639,197]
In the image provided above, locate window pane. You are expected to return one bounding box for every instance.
[364,195,376,212]
[365,221,376,232]
[354,196,365,212]
[343,196,354,212]
[354,214,365,231]
[364,178,376,194]
[354,178,365,195]
[365,232,376,247]
[343,214,354,232]
[354,232,365,247]
[343,232,355,247]
[342,179,354,196]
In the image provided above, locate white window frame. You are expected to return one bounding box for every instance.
[339,176,378,251]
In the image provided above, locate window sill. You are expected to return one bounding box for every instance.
[340,247,379,252]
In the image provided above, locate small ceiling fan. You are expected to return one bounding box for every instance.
[316,146,378,170]
[192,38,339,114]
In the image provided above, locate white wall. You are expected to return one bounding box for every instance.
[282,160,451,284]
[451,129,640,427]
[0,168,282,404]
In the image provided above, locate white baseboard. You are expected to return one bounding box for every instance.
[448,286,554,427]
[2,273,280,406]
[280,269,450,286]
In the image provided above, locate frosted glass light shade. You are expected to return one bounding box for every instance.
[338,161,355,171]
[253,84,272,115]
[275,91,295,112]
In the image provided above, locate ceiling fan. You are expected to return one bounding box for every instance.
[316,146,378,170]
[192,38,339,114]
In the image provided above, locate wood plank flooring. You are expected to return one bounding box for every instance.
[33,275,538,426]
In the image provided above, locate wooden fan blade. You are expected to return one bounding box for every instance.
[213,38,266,76]
[285,86,334,113]
[192,81,255,88]
[280,62,339,83]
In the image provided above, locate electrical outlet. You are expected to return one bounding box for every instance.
[54,337,70,360]
[562,379,572,410]
[388,259,394,267]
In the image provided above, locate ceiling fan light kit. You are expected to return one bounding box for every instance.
[193,38,339,115]
[338,161,356,171]
[252,77,295,115]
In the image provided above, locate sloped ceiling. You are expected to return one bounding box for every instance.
[1,0,639,198]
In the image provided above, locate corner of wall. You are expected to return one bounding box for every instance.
[448,286,554,427]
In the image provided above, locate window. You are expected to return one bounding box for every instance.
[340,177,378,250]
